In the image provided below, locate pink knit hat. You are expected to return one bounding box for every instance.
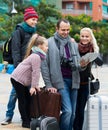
[24,7,38,21]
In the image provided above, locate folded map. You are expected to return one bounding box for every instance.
[80,52,98,63]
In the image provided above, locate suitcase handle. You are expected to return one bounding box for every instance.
[39,87,58,95]
[88,77,91,96]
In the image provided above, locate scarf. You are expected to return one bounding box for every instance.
[31,46,46,60]
[78,42,94,54]
[21,22,36,34]
[54,32,71,58]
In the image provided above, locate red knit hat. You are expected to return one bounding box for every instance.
[24,7,38,21]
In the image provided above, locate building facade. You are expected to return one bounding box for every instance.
[62,0,108,22]
[102,0,108,22]
[46,0,62,10]
[1,0,108,22]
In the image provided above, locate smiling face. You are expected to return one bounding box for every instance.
[26,17,38,27]
[56,21,70,38]
[80,30,92,45]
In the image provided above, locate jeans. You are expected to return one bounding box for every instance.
[6,87,17,119]
[58,78,78,130]
[73,84,89,130]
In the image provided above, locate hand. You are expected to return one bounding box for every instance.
[30,87,36,96]
[35,87,41,92]
[80,59,89,67]
[71,38,75,42]
[47,87,57,93]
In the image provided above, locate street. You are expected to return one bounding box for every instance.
[0,65,108,130]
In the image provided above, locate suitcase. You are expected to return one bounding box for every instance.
[86,95,108,130]
[30,88,61,121]
[30,116,60,130]
[86,78,108,130]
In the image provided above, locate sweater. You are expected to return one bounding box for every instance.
[11,53,41,88]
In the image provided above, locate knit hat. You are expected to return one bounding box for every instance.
[24,7,38,21]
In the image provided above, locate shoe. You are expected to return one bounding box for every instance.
[22,121,30,128]
[1,117,12,125]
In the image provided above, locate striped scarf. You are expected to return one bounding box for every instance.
[31,46,46,60]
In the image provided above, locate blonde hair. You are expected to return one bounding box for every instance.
[80,27,99,53]
[24,34,47,59]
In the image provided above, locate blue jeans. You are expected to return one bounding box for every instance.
[58,78,78,130]
[6,87,17,119]
[73,84,89,130]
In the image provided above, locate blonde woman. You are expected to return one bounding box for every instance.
[10,34,48,128]
[73,27,99,130]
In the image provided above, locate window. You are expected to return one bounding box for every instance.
[107,7,108,13]
[66,4,74,10]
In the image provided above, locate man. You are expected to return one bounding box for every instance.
[41,19,88,130]
[1,7,38,126]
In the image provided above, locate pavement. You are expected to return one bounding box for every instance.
[0,65,108,130]
[0,72,45,130]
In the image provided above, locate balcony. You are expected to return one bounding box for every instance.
[62,0,74,1]
[102,13,108,19]
[102,2,108,6]
[62,0,91,1]
[76,0,92,2]
[62,9,92,16]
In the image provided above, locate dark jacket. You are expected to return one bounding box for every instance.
[79,52,103,84]
[11,24,32,68]
[80,63,93,84]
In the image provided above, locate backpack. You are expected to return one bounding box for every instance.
[3,27,25,64]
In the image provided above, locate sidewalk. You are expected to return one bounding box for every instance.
[0,73,45,130]
[0,65,108,130]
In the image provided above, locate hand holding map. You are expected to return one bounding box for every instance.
[81,52,98,62]
[80,52,98,67]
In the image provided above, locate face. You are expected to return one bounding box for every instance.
[80,30,92,44]
[39,41,48,53]
[56,21,70,38]
[26,17,38,27]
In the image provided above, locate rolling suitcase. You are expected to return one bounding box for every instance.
[86,78,108,130]
[30,88,61,121]
[30,116,60,130]
[30,88,60,130]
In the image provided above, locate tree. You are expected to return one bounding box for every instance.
[35,2,62,37]
[0,2,108,55]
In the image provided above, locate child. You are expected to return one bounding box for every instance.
[1,6,39,126]
[10,34,48,128]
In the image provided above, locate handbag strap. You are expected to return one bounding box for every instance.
[88,77,91,96]
[91,64,99,79]
[93,64,99,79]
[95,65,98,78]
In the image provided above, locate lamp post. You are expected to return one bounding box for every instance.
[11,0,18,26]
